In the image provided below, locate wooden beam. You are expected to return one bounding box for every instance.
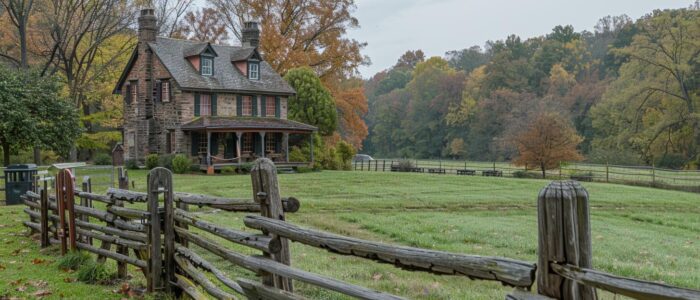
[174,208,280,253]
[244,215,535,288]
[106,189,301,213]
[176,246,244,294]
[237,278,307,300]
[551,264,700,300]
[76,241,147,269]
[175,229,405,300]
[107,188,148,202]
[175,274,209,300]
[174,254,240,300]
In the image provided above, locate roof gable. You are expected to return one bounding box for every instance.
[113,49,138,94]
[184,42,218,58]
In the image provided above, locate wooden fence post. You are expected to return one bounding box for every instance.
[39,186,49,248]
[382,160,386,172]
[251,158,293,292]
[118,167,129,190]
[537,181,597,300]
[81,176,92,245]
[55,169,77,255]
[147,167,175,293]
[605,162,609,183]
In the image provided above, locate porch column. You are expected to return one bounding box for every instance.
[259,132,266,158]
[236,132,242,164]
[283,132,289,163]
[206,131,212,166]
[309,134,314,164]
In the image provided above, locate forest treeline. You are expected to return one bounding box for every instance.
[363,5,700,169]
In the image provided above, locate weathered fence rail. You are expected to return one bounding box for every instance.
[19,159,700,299]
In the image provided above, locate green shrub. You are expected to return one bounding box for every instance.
[396,159,415,172]
[93,153,112,165]
[158,154,175,170]
[145,154,159,170]
[513,170,540,179]
[77,261,112,284]
[289,146,306,162]
[655,153,686,169]
[295,166,314,173]
[221,166,235,174]
[125,159,139,170]
[172,154,191,174]
[336,141,356,170]
[57,251,91,271]
[238,162,254,174]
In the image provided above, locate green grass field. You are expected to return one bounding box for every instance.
[1,170,699,299]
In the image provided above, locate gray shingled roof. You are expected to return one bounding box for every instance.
[149,37,295,95]
[181,116,317,132]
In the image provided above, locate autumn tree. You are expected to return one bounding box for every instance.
[331,78,367,149]
[174,7,229,43]
[34,0,136,160]
[515,113,583,178]
[208,0,367,80]
[591,8,700,165]
[0,0,33,68]
[284,67,338,136]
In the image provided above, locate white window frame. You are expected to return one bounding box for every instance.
[201,58,213,76]
[248,62,259,80]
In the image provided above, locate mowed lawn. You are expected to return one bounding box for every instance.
[1,170,699,299]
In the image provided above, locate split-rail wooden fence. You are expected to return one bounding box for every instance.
[20,159,700,299]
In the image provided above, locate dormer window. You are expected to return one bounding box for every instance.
[248,61,260,80]
[201,57,213,76]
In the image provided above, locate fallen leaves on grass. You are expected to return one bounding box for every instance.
[31,290,52,298]
[63,277,76,283]
[31,258,46,265]
[113,283,139,298]
[371,273,382,281]
[0,264,5,270]
[29,280,48,288]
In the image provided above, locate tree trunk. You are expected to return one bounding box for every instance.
[2,142,10,167]
[540,162,546,179]
[19,19,27,69]
[33,148,41,165]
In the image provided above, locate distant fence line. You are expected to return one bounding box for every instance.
[1,165,115,204]
[352,159,700,193]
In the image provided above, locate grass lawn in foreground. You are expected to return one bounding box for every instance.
[1,170,699,299]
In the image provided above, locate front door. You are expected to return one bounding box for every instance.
[224,133,236,159]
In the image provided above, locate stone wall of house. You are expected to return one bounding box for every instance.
[122,48,182,161]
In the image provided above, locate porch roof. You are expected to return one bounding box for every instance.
[181,116,317,133]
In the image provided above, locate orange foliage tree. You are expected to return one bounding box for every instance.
[331,79,368,149]
[514,113,583,178]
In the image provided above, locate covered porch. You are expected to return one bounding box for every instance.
[182,117,317,170]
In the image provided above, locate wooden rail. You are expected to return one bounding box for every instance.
[244,215,535,288]
[551,264,700,300]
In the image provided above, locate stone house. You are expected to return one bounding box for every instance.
[113,9,316,169]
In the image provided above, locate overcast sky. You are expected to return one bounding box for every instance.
[347,0,692,78]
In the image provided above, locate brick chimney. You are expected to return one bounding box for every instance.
[241,21,260,48]
[138,8,157,45]
[137,8,159,155]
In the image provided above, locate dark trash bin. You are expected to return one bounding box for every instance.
[4,164,38,205]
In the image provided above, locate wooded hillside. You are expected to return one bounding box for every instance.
[363,5,700,169]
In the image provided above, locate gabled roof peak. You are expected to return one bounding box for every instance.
[183,42,218,58]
